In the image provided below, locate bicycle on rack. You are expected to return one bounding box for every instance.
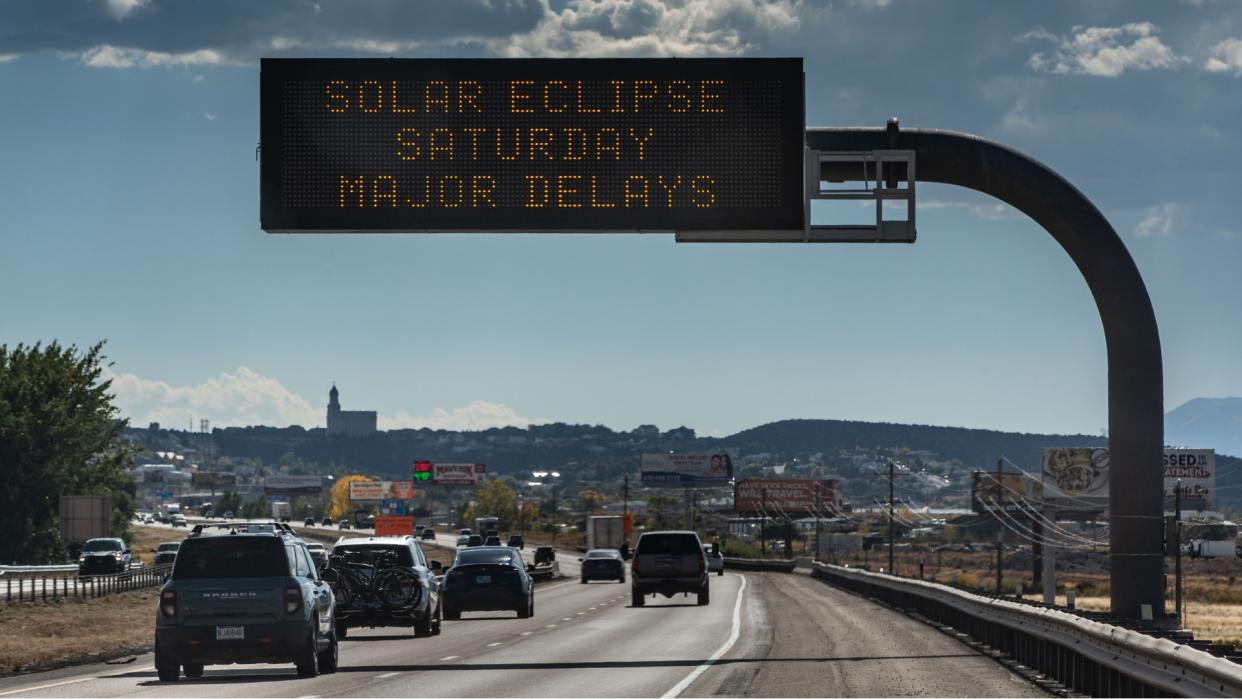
[321,550,420,609]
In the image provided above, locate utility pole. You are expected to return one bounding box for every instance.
[761,488,767,557]
[551,484,558,546]
[623,474,629,522]
[815,481,822,562]
[888,459,896,575]
[996,458,1004,596]
[1175,479,1183,626]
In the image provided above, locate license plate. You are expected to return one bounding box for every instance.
[475,575,491,584]
[216,625,244,641]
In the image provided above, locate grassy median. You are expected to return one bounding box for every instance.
[0,589,156,675]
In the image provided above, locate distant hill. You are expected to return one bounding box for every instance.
[1166,397,1242,458]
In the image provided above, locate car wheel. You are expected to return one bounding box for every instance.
[580,577,587,584]
[414,610,433,638]
[718,569,724,577]
[697,583,710,606]
[443,604,461,621]
[182,663,204,679]
[337,624,348,639]
[295,631,320,678]
[317,632,339,674]
[631,589,644,607]
[432,604,442,636]
[516,597,532,619]
[154,642,179,682]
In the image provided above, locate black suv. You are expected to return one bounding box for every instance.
[630,531,709,607]
[325,536,442,638]
[154,522,338,681]
[78,538,131,579]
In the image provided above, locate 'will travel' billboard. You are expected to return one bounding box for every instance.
[734,479,840,515]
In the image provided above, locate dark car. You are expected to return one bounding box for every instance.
[420,528,436,540]
[580,549,625,583]
[305,542,328,571]
[506,534,524,549]
[466,535,484,547]
[154,522,337,681]
[441,547,533,619]
[533,545,556,566]
[153,542,181,567]
[324,536,441,638]
[322,517,334,526]
[78,538,131,579]
[483,535,502,546]
[630,531,709,607]
[304,517,317,527]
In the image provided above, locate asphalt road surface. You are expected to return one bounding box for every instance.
[0,569,1044,698]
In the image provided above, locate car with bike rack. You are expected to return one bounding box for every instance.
[322,536,442,638]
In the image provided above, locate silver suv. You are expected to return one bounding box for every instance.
[630,531,709,607]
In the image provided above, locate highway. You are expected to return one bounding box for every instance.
[0,567,1044,697]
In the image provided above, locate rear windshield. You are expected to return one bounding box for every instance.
[454,549,519,566]
[334,545,413,567]
[173,537,288,579]
[586,549,619,559]
[637,534,701,555]
[83,539,122,552]
[158,543,180,552]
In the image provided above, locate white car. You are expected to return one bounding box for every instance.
[456,534,471,546]
[703,545,724,576]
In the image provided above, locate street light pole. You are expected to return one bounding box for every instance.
[888,459,896,575]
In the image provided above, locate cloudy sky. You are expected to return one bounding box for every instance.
[1,0,1239,435]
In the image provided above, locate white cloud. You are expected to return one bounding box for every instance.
[191,74,205,82]
[1019,22,1189,77]
[104,0,150,21]
[489,0,804,58]
[918,199,1019,220]
[203,112,217,121]
[0,53,18,63]
[105,366,543,431]
[79,44,226,68]
[1134,203,1179,237]
[1205,38,1242,76]
[105,367,322,428]
[379,401,547,431]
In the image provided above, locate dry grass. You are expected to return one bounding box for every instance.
[0,589,156,674]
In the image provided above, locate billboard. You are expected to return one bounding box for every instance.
[263,475,325,494]
[1041,447,1110,508]
[971,472,1044,515]
[1164,449,1216,510]
[374,515,414,537]
[59,495,112,544]
[380,499,407,516]
[641,453,733,487]
[349,480,416,502]
[433,463,486,487]
[260,58,805,235]
[191,472,236,489]
[734,479,840,515]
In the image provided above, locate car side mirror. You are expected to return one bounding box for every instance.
[151,548,158,553]
[526,564,535,572]
[577,557,584,562]
[431,561,442,571]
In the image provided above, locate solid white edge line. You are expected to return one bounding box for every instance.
[660,575,747,699]
[0,666,155,698]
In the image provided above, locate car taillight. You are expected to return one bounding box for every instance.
[284,586,302,615]
[632,557,640,574]
[160,589,176,618]
[698,555,705,574]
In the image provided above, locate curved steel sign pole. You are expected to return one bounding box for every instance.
[807,125,1164,620]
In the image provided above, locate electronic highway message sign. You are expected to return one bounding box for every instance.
[260,58,804,233]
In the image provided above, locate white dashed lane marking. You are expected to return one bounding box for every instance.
[440,655,459,661]
[487,642,503,648]
[374,672,400,679]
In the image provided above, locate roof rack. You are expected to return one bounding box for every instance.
[188,521,297,538]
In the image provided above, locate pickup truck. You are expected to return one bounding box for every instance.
[630,531,709,607]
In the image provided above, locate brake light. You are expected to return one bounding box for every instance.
[160,589,176,618]
[698,554,705,575]
[284,586,302,615]
[632,557,640,575]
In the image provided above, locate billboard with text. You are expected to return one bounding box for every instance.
[264,475,325,494]
[734,479,840,515]
[192,472,236,489]
[349,480,415,502]
[641,453,733,487]
[433,463,485,487]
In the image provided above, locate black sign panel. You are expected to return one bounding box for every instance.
[260,58,804,232]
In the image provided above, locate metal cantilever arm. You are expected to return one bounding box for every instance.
[806,126,1164,619]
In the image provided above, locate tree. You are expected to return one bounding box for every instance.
[329,474,372,519]
[0,341,135,563]
[472,478,518,529]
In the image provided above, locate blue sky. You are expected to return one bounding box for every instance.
[1,0,1240,436]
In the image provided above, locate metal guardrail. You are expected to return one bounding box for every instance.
[811,561,1242,697]
[722,557,798,573]
[1,563,171,604]
[0,562,145,576]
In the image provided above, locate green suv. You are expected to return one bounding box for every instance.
[154,522,338,681]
